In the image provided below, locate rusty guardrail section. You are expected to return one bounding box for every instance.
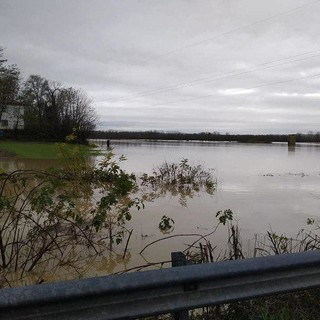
[1,251,320,320]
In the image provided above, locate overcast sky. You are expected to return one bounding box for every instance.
[1,0,320,134]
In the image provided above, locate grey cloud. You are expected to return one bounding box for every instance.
[1,0,320,133]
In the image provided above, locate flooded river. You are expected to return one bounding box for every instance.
[104,140,320,233]
[1,140,320,283]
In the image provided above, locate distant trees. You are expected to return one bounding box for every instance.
[0,48,96,143]
[90,130,320,143]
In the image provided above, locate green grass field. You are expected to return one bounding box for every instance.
[0,141,100,159]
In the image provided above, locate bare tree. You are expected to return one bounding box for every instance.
[22,75,96,142]
[60,88,96,141]
[22,75,49,131]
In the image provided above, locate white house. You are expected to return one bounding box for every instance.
[0,105,24,130]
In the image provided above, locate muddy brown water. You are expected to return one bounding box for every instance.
[2,140,320,285]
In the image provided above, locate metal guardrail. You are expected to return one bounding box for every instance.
[1,251,320,320]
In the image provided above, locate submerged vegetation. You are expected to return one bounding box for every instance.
[0,142,142,286]
[0,140,216,286]
[140,158,215,206]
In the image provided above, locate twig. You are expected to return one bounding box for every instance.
[139,233,204,255]
[123,229,133,259]
[112,260,172,275]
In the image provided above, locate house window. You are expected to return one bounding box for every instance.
[1,120,8,127]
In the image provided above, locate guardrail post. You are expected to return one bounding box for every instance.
[171,252,190,320]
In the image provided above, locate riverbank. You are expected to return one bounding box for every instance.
[0,141,100,159]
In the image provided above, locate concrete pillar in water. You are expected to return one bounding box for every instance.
[288,134,296,146]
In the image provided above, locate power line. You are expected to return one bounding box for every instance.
[110,49,320,102]
[109,1,320,104]
[157,0,320,57]
[147,71,320,108]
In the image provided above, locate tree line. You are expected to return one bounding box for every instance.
[0,48,96,143]
[90,130,320,143]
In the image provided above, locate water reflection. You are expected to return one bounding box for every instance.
[288,145,296,153]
